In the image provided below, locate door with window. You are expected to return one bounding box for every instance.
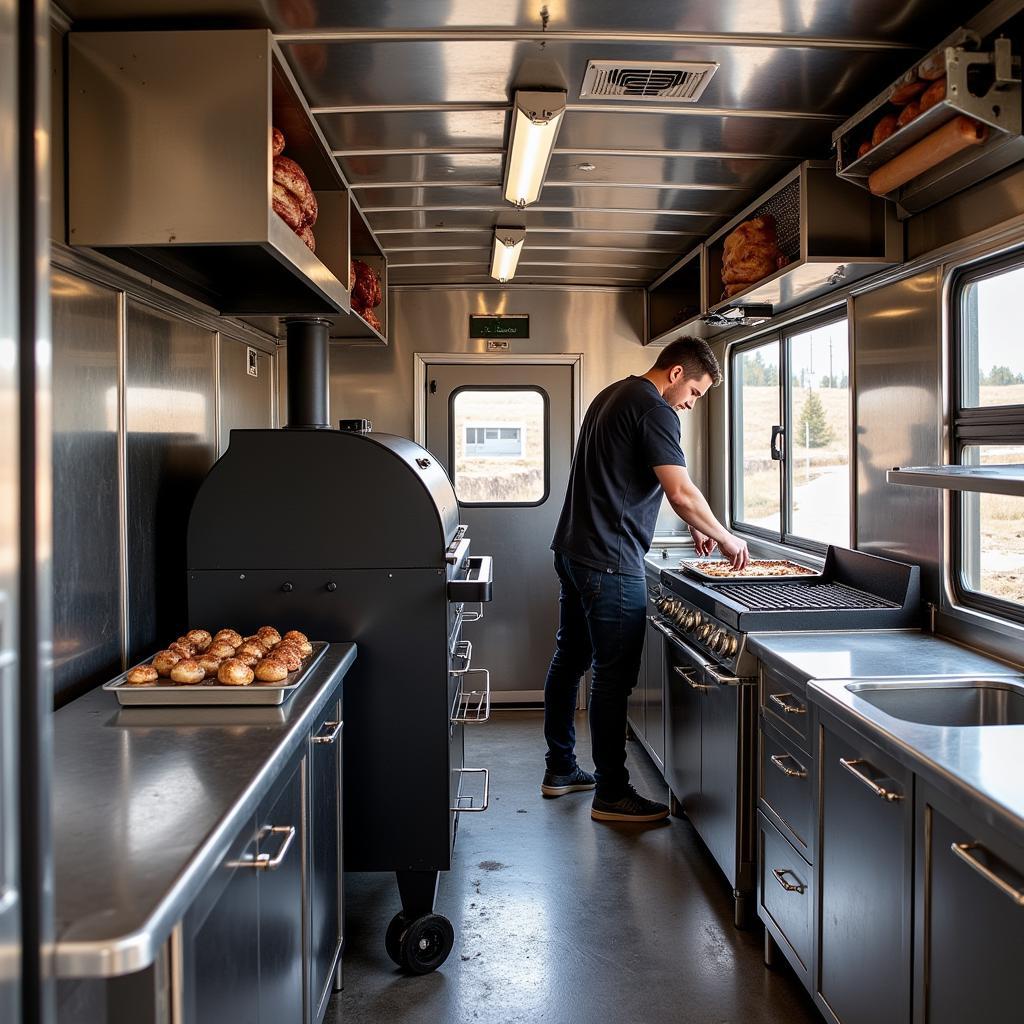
[425,361,575,701]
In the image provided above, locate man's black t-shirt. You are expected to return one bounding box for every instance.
[551,376,686,576]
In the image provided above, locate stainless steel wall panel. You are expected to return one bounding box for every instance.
[853,271,943,602]
[125,301,217,662]
[218,336,274,454]
[282,39,913,115]
[0,0,18,1016]
[50,270,123,705]
[542,152,785,190]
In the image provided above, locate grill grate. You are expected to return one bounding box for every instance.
[713,580,899,613]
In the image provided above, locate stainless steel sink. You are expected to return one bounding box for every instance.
[845,679,1024,727]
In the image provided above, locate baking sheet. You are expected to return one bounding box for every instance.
[102,642,328,706]
[678,559,819,583]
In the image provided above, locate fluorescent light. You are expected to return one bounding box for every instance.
[490,227,526,282]
[503,91,566,208]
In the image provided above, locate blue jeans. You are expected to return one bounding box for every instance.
[543,552,648,800]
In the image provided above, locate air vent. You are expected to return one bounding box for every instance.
[580,60,718,102]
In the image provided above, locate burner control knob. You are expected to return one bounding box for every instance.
[682,611,696,630]
[711,629,725,651]
[699,624,713,642]
[725,636,738,656]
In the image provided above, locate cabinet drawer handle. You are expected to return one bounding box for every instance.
[769,692,806,715]
[230,825,296,871]
[951,842,1024,906]
[769,753,807,779]
[839,758,903,802]
[772,868,806,894]
[313,720,343,745]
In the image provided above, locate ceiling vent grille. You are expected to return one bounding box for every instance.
[579,60,719,102]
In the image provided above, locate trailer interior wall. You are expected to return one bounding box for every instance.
[297,286,708,525]
[706,160,1024,666]
[48,251,277,705]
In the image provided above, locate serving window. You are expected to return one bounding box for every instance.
[729,315,851,552]
[951,256,1024,619]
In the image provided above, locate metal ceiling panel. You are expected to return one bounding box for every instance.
[355,185,742,214]
[317,109,509,152]
[378,229,689,252]
[336,152,503,185]
[279,39,913,115]
[388,246,673,269]
[364,207,718,234]
[541,152,785,189]
[264,0,974,44]
[553,109,831,157]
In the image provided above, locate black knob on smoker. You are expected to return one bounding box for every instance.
[326,582,337,592]
[281,582,293,593]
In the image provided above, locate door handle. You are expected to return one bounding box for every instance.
[673,665,711,691]
[770,424,784,461]
[839,758,903,802]
[312,720,343,745]
[229,825,296,870]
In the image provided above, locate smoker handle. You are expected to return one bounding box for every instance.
[451,768,489,813]
[451,669,491,725]
[448,555,494,603]
[950,842,1024,906]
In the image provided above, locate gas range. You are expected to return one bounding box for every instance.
[651,590,755,678]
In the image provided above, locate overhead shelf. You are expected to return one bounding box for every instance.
[67,28,387,330]
[329,201,388,345]
[646,245,708,345]
[699,161,901,335]
[886,464,1024,496]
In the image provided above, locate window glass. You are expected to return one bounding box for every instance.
[959,445,1024,608]
[452,388,546,504]
[788,320,851,545]
[733,341,781,532]
[961,265,1024,409]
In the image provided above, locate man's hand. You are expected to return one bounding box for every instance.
[718,533,750,571]
[688,526,717,557]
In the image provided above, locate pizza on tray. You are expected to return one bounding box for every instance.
[682,559,816,579]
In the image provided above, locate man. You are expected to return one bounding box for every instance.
[540,337,749,822]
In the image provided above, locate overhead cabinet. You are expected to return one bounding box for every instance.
[67,28,384,336]
[701,162,900,331]
[646,245,706,346]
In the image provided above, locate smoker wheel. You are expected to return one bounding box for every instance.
[385,912,410,966]
[389,913,455,974]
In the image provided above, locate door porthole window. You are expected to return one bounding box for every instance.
[450,386,549,506]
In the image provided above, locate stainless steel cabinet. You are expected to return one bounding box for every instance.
[309,700,344,1023]
[665,639,701,817]
[182,814,261,1024]
[817,717,913,1024]
[257,759,306,1024]
[644,613,666,770]
[915,783,1024,1024]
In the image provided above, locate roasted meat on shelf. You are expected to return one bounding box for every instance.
[268,128,317,251]
[720,214,786,299]
[350,258,383,311]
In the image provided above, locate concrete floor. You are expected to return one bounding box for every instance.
[327,711,820,1024]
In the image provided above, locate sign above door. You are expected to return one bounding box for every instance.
[469,314,530,340]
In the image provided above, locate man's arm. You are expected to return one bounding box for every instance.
[654,464,749,570]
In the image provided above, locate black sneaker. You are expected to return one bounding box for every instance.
[591,785,670,822]
[541,765,597,797]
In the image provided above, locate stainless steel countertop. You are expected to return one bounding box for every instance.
[809,678,1024,841]
[644,539,695,583]
[748,630,1021,685]
[53,642,357,978]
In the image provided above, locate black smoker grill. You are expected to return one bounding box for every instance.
[186,319,493,974]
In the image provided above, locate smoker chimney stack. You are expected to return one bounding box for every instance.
[284,317,331,429]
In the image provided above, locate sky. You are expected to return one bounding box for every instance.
[976,269,1024,374]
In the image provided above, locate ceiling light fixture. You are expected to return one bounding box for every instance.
[503,90,566,208]
[490,227,526,282]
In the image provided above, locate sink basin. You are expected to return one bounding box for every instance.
[846,679,1024,727]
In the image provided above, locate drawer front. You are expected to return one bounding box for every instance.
[760,668,810,751]
[759,812,812,974]
[760,725,813,857]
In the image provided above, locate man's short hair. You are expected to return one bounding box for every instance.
[653,337,722,387]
